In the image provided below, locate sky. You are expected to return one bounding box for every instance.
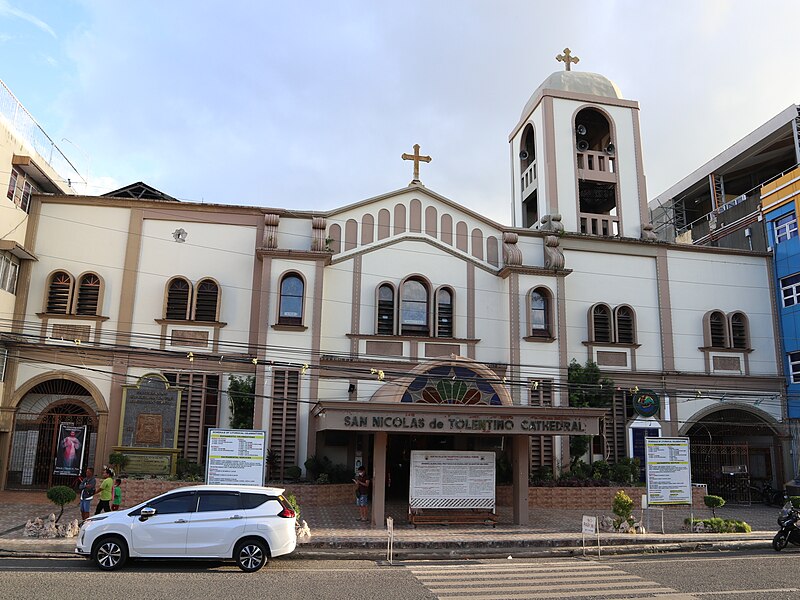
[1,1,799,224]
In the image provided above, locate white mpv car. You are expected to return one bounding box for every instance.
[76,485,297,572]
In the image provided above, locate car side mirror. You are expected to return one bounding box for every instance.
[139,507,157,521]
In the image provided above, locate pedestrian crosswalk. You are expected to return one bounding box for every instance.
[406,560,693,599]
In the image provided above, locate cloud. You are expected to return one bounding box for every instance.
[0,1,56,38]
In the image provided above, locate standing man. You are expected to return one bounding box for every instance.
[78,467,96,521]
[95,468,114,514]
[353,465,371,522]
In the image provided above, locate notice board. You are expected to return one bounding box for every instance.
[409,451,495,510]
[645,437,692,505]
[205,429,267,487]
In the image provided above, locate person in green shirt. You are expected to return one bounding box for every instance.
[112,478,122,511]
[95,469,113,514]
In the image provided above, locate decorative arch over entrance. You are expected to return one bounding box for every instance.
[369,357,512,406]
[681,405,788,499]
[12,370,108,413]
[7,375,103,489]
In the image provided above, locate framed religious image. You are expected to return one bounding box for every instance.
[54,423,87,477]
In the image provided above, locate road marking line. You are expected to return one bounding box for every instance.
[433,588,679,600]
[417,574,641,584]
[693,589,800,596]
[411,565,613,574]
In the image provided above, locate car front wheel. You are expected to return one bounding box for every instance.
[92,536,128,570]
[234,538,268,572]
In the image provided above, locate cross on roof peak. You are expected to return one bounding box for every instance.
[556,48,580,71]
[401,144,432,185]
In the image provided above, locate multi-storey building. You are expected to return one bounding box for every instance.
[0,63,787,523]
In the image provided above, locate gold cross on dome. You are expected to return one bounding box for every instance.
[401,144,431,184]
[556,47,580,71]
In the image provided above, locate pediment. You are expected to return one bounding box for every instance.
[324,185,506,269]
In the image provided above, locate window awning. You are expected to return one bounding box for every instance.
[0,240,36,261]
[312,401,605,436]
[12,154,64,193]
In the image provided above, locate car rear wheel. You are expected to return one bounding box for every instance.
[234,538,268,572]
[92,536,128,570]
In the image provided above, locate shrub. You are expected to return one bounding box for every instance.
[704,494,726,518]
[176,458,203,480]
[611,458,640,485]
[789,496,800,508]
[47,486,77,522]
[285,493,300,520]
[109,452,129,476]
[612,489,634,527]
[285,465,302,480]
[685,517,751,533]
[591,460,611,481]
[315,473,330,484]
[303,455,352,483]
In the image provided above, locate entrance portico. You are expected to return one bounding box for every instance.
[312,401,605,526]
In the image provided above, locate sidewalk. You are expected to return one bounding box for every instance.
[0,491,779,560]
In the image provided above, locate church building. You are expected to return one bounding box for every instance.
[0,55,788,524]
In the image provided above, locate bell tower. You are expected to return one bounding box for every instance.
[510,50,652,240]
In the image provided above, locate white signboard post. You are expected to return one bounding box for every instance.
[205,429,267,487]
[645,437,692,505]
[409,451,495,510]
[581,515,600,557]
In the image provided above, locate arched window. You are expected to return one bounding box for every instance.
[278,273,304,325]
[709,311,727,348]
[165,277,192,320]
[615,306,636,344]
[730,312,749,350]
[530,288,550,337]
[590,304,613,343]
[400,278,429,336]
[75,273,101,316]
[436,288,454,338]
[46,271,72,314]
[194,279,219,322]
[376,284,395,335]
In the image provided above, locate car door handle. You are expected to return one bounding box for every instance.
[174,519,188,523]
[229,515,243,520]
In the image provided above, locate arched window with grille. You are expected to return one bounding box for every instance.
[165,277,192,320]
[708,310,727,348]
[729,312,749,350]
[590,303,613,343]
[278,273,304,325]
[75,273,101,316]
[46,271,73,314]
[435,287,454,338]
[194,278,220,322]
[400,277,429,336]
[376,284,395,335]
[529,288,551,338]
[614,305,636,344]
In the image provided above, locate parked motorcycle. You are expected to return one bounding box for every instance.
[772,502,800,551]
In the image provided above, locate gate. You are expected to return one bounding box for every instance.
[8,406,97,490]
[690,443,751,504]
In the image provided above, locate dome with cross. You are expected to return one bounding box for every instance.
[520,71,623,120]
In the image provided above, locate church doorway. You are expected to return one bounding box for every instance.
[384,433,510,501]
[685,407,785,502]
[7,379,99,490]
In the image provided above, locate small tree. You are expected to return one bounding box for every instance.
[704,494,726,518]
[228,375,255,429]
[568,360,614,467]
[47,486,77,523]
[612,489,634,528]
[109,451,129,476]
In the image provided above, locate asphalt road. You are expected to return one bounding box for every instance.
[0,550,799,599]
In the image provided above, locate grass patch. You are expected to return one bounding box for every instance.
[684,517,751,533]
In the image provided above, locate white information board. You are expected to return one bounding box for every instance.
[409,451,495,510]
[582,515,597,534]
[645,437,692,505]
[205,429,267,487]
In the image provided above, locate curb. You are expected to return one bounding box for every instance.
[0,537,773,561]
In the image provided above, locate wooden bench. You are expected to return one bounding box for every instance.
[409,508,497,527]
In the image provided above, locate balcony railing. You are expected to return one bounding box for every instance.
[577,150,616,183]
[0,79,82,188]
[580,213,619,237]
[520,161,537,197]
